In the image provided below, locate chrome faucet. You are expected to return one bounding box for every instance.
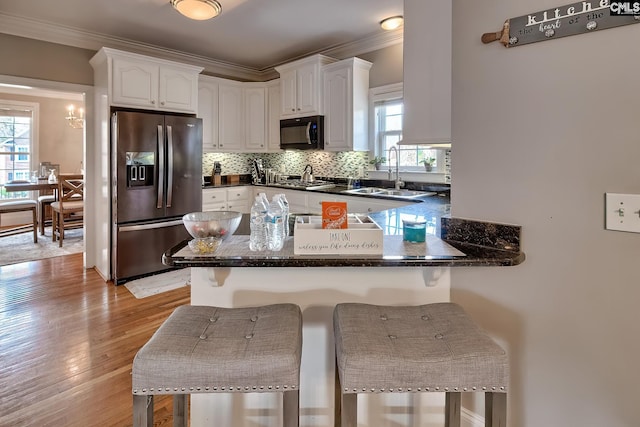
[387,146,404,190]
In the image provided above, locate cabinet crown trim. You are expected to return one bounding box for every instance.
[90,47,204,74]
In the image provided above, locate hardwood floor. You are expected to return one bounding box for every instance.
[0,254,190,426]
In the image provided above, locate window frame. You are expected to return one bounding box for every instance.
[0,99,39,201]
[369,83,445,173]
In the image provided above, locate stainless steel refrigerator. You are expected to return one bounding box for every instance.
[111,110,202,284]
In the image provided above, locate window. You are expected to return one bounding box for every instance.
[0,101,38,200]
[370,84,444,172]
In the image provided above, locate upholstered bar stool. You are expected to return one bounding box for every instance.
[37,194,55,235]
[132,303,303,427]
[333,302,509,427]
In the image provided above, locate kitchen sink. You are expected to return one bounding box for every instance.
[341,187,436,200]
[342,187,386,195]
[379,190,435,198]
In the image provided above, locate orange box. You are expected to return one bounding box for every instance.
[322,201,348,229]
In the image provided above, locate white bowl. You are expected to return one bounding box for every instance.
[182,211,242,240]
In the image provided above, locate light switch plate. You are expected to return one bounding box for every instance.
[605,193,640,233]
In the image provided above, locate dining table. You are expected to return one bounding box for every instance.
[4,181,58,199]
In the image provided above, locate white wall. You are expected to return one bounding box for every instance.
[449,1,640,426]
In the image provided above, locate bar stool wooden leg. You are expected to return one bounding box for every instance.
[133,395,153,427]
[58,212,65,247]
[39,205,45,235]
[485,392,507,427]
[445,392,461,427]
[52,210,57,242]
[283,390,299,427]
[31,205,37,243]
[340,393,357,427]
[173,395,187,427]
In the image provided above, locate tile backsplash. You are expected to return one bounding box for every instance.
[203,151,370,178]
[203,150,451,181]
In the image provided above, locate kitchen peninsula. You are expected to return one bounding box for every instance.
[162,194,523,426]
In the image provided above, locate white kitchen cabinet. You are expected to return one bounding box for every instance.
[254,187,280,204]
[202,188,227,212]
[402,0,451,145]
[323,57,372,152]
[251,186,411,216]
[244,85,267,152]
[203,186,252,213]
[218,82,244,151]
[266,80,282,152]
[274,55,337,118]
[105,49,201,113]
[199,76,272,153]
[226,186,251,212]
[333,194,411,214]
[255,187,307,213]
[305,192,410,214]
[282,190,307,213]
[198,78,219,152]
[306,192,338,214]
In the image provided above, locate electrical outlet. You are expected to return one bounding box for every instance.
[605,193,640,233]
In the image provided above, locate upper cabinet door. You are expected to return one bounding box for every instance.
[323,65,351,151]
[112,58,159,109]
[323,58,371,152]
[159,67,199,113]
[244,86,267,152]
[295,62,319,116]
[106,49,202,113]
[198,78,219,152]
[218,83,244,151]
[279,69,298,116]
[266,80,282,152]
[274,54,337,119]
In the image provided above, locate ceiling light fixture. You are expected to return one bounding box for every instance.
[380,15,404,31]
[170,0,222,21]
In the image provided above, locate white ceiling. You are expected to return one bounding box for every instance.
[0,0,403,80]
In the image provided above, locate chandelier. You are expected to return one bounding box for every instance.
[170,0,222,20]
[65,105,84,129]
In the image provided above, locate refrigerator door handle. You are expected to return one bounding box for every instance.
[118,219,184,232]
[166,125,174,208]
[156,125,165,209]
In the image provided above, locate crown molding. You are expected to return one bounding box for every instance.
[322,28,403,60]
[0,12,265,81]
[0,11,402,82]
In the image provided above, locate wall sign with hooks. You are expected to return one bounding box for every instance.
[482,0,639,47]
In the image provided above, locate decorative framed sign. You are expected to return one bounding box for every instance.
[482,0,640,47]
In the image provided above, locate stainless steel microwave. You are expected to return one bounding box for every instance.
[280,115,324,150]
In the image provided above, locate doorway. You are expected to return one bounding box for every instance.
[0,74,93,268]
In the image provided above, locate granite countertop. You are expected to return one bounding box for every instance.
[163,195,525,268]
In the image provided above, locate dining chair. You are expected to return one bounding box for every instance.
[51,174,84,247]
